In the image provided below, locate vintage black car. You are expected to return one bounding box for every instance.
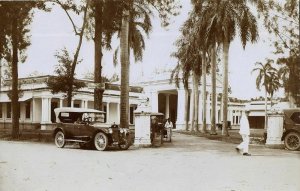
[150,113,165,144]
[282,108,300,151]
[52,107,131,151]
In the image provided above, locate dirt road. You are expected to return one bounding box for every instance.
[0,132,299,191]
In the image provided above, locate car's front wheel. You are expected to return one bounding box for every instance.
[54,131,65,148]
[94,132,108,151]
[119,135,131,150]
[284,132,300,151]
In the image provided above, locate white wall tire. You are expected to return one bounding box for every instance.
[54,131,65,148]
[94,132,108,151]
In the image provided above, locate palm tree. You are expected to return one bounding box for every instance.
[119,0,180,128]
[120,8,130,128]
[252,59,278,130]
[199,0,259,136]
[210,44,217,135]
[170,62,191,131]
[266,71,281,106]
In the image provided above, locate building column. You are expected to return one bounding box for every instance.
[176,88,185,130]
[117,103,120,124]
[198,91,203,125]
[32,98,36,122]
[81,100,86,109]
[41,97,51,130]
[106,102,110,123]
[150,90,158,112]
[206,92,211,125]
[189,89,194,123]
[165,94,170,119]
[59,98,63,108]
[71,99,74,108]
[85,100,88,108]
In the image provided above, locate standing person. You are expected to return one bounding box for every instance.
[164,118,173,142]
[236,110,251,156]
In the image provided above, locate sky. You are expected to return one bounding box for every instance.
[16,1,284,100]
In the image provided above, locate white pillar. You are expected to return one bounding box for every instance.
[117,103,120,124]
[198,91,202,124]
[48,98,51,122]
[32,98,36,122]
[71,99,74,108]
[165,94,170,119]
[41,97,51,130]
[189,89,194,123]
[176,88,185,130]
[206,93,211,125]
[85,100,88,108]
[106,102,110,123]
[266,114,284,146]
[151,91,158,112]
[59,98,63,108]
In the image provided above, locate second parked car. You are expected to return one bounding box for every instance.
[282,108,300,151]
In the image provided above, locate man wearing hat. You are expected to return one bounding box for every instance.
[236,110,251,156]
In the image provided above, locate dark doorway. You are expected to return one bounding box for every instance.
[248,116,264,129]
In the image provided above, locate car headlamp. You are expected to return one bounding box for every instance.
[108,128,113,134]
[120,128,124,133]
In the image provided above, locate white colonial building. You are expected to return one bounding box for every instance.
[0,73,248,132]
[134,72,246,130]
[0,75,142,130]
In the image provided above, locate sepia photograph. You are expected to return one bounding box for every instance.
[0,0,299,190]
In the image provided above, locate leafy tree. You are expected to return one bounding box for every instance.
[46,48,86,99]
[48,0,89,106]
[260,0,299,106]
[0,2,48,138]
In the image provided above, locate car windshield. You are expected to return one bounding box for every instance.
[151,115,164,124]
[89,113,105,123]
[58,112,105,123]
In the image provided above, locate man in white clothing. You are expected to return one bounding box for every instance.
[236,110,251,156]
[164,118,173,142]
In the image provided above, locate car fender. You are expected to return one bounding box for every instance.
[52,127,66,138]
[282,129,300,141]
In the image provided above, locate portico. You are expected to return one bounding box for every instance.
[135,72,226,130]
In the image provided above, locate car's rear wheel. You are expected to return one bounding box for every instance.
[94,132,108,151]
[284,132,300,151]
[119,135,131,150]
[54,131,65,148]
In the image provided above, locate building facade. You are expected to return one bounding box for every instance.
[134,72,245,130]
[0,76,142,131]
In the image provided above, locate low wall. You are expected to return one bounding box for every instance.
[0,122,41,130]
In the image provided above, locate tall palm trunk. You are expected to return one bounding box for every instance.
[222,39,229,136]
[184,81,189,131]
[11,15,19,139]
[210,44,217,135]
[202,55,207,133]
[191,71,199,132]
[120,9,130,128]
[94,0,104,110]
